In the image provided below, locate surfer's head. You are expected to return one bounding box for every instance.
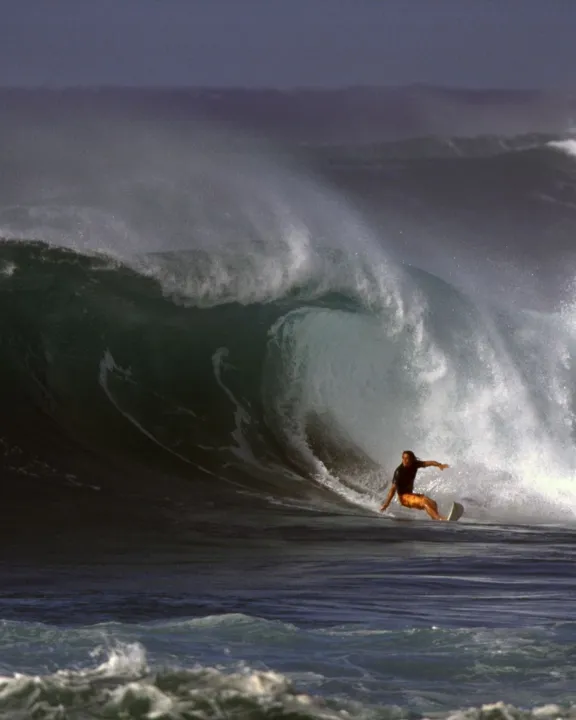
[401,450,417,466]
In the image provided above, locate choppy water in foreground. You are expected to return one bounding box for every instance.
[2,513,576,719]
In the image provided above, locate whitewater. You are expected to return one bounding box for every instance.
[1,104,576,719]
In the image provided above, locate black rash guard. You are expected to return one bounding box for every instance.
[392,461,425,495]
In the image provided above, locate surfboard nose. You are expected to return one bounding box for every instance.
[447,501,465,522]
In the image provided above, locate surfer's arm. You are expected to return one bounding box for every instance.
[380,484,396,512]
[421,460,450,470]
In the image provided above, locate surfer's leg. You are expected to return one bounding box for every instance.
[399,493,446,521]
[422,495,446,521]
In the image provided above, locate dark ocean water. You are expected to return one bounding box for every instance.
[1,103,576,719]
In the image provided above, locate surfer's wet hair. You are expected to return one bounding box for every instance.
[402,450,418,463]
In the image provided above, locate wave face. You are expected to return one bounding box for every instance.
[2,122,576,526]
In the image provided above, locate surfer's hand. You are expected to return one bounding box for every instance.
[380,503,388,513]
[440,463,449,470]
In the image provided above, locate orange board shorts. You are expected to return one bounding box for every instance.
[398,493,427,509]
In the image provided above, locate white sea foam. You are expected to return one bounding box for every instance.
[0,637,575,720]
[548,139,576,158]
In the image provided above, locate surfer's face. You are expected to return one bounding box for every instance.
[401,453,413,466]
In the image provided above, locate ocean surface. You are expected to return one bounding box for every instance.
[1,97,576,719]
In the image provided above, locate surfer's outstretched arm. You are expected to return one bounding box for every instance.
[380,484,396,512]
[421,460,449,470]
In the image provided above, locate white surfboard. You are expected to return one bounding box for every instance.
[447,501,464,522]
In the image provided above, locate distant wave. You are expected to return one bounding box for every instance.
[548,139,576,158]
[312,131,576,160]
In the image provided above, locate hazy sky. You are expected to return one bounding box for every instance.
[1,0,575,89]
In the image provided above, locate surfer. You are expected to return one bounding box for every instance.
[380,450,450,520]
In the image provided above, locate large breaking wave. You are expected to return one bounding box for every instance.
[2,122,576,526]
